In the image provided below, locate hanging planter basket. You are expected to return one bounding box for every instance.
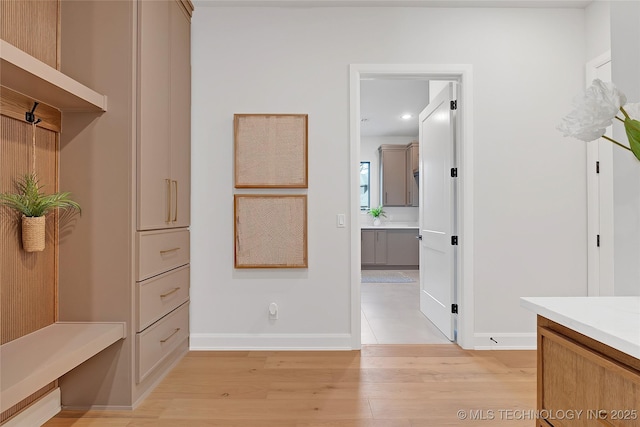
[21,215,46,252]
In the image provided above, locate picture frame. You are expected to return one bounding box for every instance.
[234,114,308,188]
[234,194,308,268]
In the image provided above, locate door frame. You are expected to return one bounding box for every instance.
[349,64,474,349]
[586,52,615,296]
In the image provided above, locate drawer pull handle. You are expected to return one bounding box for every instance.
[160,328,181,343]
[173,180,178,222]
[159,247,180,255]
[160,287,180,298]
[166,179,172,223]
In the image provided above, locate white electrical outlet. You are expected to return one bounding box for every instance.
[268,302,278,320]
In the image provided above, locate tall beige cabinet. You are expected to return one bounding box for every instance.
[57,0,193,409]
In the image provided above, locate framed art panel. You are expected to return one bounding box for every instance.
[234,114,308,188]
[234,195,308,268]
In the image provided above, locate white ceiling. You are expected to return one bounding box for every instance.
[360,79,430,137]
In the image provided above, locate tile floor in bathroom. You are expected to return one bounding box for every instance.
[361,269,452,345]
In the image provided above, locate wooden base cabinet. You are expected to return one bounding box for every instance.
[537,317,640,427]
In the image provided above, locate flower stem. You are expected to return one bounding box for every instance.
[620,106,631,120]
[602,134,632,152]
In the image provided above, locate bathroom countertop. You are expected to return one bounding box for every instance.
[361,222,419,230]
[520,296,640,359]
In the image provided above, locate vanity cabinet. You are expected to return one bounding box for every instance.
[138,0,191,230]
[386,229,419,266]
[361,230,387,265]
[361,229,419,268]
[537,316,640,427]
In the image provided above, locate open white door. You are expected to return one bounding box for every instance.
[418,82,457,341]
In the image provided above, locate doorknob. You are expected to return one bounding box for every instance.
[416,235,422,240]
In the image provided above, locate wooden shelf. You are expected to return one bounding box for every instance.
[0,40,107,112]
[0,322,125,412]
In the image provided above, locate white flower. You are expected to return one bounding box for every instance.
[557,79,627,142]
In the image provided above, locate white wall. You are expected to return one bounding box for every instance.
[611,2,640,296]
[360,136,418,225]
[191,6,588,349]
[585,1,611,61]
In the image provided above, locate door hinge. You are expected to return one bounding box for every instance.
[597,234,600,247]
[450,100,457,110]
[451,304,458,314]
[596,161,600,174]
[451,168,458,178]
[451,236,458,245]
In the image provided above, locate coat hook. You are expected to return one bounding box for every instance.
[25,102,41,124]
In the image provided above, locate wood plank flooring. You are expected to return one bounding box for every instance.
[43,346,536,427]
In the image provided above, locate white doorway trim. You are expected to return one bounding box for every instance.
[349,64,475,349]
[586,52,615,296]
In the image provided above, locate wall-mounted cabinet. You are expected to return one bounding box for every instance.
[379,142,419,207]
[137,0,191,230]
[406,141,419,207]
[379,145,407,206]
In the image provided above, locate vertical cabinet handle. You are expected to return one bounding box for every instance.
[165,179,171,222]
[173,180,178,222]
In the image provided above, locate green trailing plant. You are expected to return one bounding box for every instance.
[368,206,386,219]
[0,173,81,217]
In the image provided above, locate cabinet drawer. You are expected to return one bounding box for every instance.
[137,229,189,281]
[137,265,189,332]
[136,302,189,383]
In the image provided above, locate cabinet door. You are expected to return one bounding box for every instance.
[361,231,376,265]
[386,230,419,266]
[380,148,407,206]
[374,230,387,264]
[138,0,171,230]
[169,0,191,228]
[407,143,419,207]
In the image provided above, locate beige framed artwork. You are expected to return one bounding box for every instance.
[234,195,308,268]
[234,114,308,188]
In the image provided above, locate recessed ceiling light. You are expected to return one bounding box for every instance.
[401,114,412,120]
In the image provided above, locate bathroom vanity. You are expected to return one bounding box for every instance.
[361,223,419,268]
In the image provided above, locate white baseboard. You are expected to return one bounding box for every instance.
[473,332,536,350]
[190,333,354,350]
[3,388,61,427]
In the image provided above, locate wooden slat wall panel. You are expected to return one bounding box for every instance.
[0,0,59,69]
[0,114,58,345]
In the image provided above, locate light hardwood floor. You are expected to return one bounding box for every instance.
[44,346,536,427]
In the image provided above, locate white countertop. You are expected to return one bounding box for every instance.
[521,296,640,360]
[361,222,419,230]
